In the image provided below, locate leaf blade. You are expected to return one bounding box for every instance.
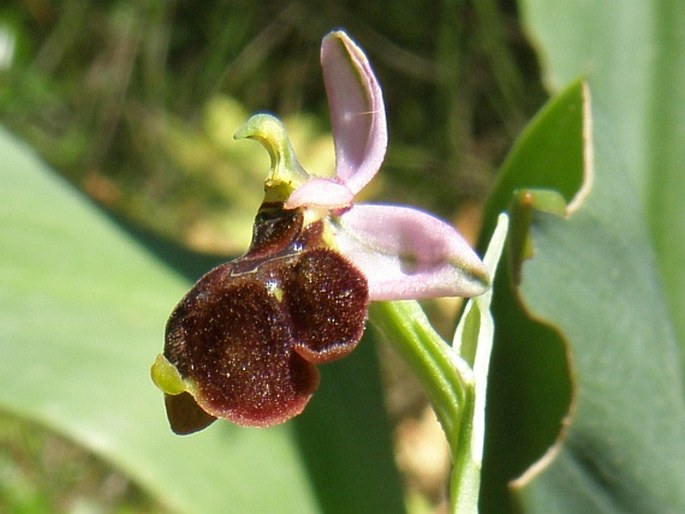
[479,80,685,512]
[0,126,321,514]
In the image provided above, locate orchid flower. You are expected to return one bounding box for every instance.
[151,30,489,434]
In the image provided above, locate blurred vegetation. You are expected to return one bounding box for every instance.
[0,0,545,511]
[0,0,544,251]
[0,413,164,514]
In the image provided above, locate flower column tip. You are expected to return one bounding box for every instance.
[234,114,310,203]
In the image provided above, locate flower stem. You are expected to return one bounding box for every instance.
[369,213,509,514]
[368,300,473,463]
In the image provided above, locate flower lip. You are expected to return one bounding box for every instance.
[159,203,369,431]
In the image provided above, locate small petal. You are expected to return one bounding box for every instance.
[284,177,354,210]
[322,31,387,194]
[334,204,490,300]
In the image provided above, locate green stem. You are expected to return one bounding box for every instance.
[450,213,509,513]
[368,300,473,462]
[370,213,509,514]
[450,389,479,513]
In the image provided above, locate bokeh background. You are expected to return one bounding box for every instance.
[0,0,545,253]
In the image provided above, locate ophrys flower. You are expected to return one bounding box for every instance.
[151,30,489,434]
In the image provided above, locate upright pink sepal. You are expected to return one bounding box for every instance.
[321,31,387,195]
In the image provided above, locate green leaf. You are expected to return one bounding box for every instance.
[0,125,404,513]
[450,213,509,514]
[0,126,316,512]
[480,79,685,512]
[519,0,685,375]
[293,337,406,514]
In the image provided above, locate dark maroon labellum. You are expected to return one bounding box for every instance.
[163,202,369,434]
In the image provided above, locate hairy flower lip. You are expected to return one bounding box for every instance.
[157,198,369,432]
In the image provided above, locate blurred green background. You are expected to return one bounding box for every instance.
[0,1,546,512]
[0,0,545,253]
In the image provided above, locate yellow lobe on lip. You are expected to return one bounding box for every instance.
[150,353,187,396]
